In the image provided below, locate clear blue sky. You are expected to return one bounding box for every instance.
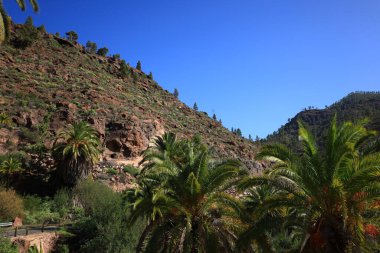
[4,0,380,138]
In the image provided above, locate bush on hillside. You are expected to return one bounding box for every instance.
[11,24,39,49]
[65,31,78,42]
[0,188,24,221]
[0,237,18,253]
[23,190,70,225]
[119,60,130,78]
[122,165,139,177]
[71,180,143,252]
[96,47,109,57]
[85,41,97,54]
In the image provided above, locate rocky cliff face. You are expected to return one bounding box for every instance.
[0,24,261,171]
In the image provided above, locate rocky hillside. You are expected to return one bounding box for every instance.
[0,24,260,171]
[264,91,380,149]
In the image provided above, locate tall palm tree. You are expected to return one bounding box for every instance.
[52,122,101,186]
[127,133,248,253]
[251,117,380,253]
[0,0,39,44]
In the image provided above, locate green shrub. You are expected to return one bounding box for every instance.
[106,168,118,175]
[23,195,61,224]
[65,31,78,42]
[0,237,18,253]
[55,244,69,253]
[11,24,39,49]
[0,188,24,221]
[136,60,142,71]
[37,25,46,33]
[52,188,71,217]
[119,60,130,78]
[85,41,97,54]
[97,47,109,57]
[72,180,143,252]
[122,165,139,176]
[25,16,33,26]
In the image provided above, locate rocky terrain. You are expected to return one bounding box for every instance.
[0,23,261,173]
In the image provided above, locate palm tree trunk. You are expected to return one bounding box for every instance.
[136,219,158,253]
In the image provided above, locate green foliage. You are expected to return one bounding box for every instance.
[147,72,153,80]
[55,244,69,253]
[0,237,18,253]
[23,194,64,224]
[250,117,380,252]
[112,53,120,60]
[122,165,139,177]
[72,180,143,252]
[0,157,22,174]
[28,244,42,253]
[0,0,38,44]
[119,60,130,78]
[0,187,24,221]
[193,102,198,111]
[128,133,247,252]
[136,60,142,71]
[106,168,117,175]
[265,91,380,151]
[11,23,39,49]
[65,31,78,42]
[25,16,33,26]
[213,113,217,120]
[52,122,101,186]
[37,25,46,33]
[85,41,97,54]
[173,88,179,98]
[97,47,109,57]
[0,157,22,186]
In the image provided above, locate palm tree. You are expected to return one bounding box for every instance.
[0,112,11,125]
[236,183,303,253]
[127,133,248,252]
[0,0,39,44]
[0,157,22,186]
[52,122,101,186]
[251,116,380,253]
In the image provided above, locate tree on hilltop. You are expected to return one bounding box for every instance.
[85,41,97,54]
[173,88,179,98]
[193,102,198,111]
[136,60,142,71]
[97,47,109,57]
[66,31,78,42]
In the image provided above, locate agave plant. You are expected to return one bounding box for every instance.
[0,0,39,44]
[249,116,380,253]
[127,133,248,252]
[52,122,101,186]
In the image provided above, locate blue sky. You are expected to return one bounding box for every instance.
[4,0,380,138]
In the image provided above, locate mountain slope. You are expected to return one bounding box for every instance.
[0,24,259,170]
[264,91,380,149]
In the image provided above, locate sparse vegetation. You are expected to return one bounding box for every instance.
[85,41,97,54]
[173,88,179,98]
[97,47,109,57]
[65,31,78,42]
[0,187,24,221]
[136,60,142,71]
